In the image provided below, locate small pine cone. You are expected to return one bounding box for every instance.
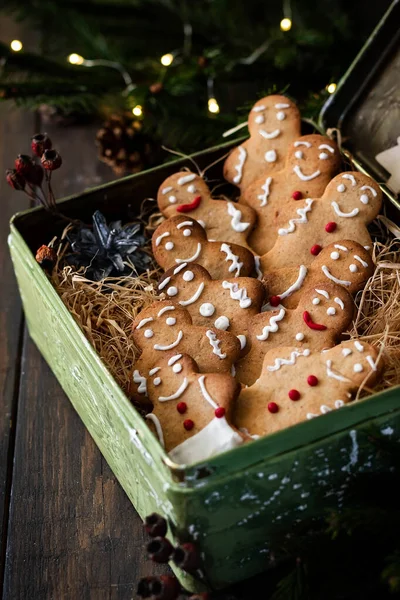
[31,133,52,157]
[41,149,62,170]
[15,154,35,177]
[6,169,25,191]
[35,245,57,270]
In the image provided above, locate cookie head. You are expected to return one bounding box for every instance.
[326,172,382,222]
[301,283,353,332]
[247,95,300,141]
[147,353,198,399]
[325,340,382,387]
[152,216,207,266]
[132,301,192,351]
[315,240,374,292]
[157,172,209,215]
[158,263,211,304]
[286,134,341,183]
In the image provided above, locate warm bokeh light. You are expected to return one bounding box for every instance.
[160,53,174,66]
[208,98,220,114]
[132,105,143,117]
[326,82,337,94]
[10,40,23,52]
[68,53,84,65]
[280,18,292,32]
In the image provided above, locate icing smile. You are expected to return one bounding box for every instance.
[322,265,351,286]
[259,129,280,139]
[175,243,202,263]
[176,196,202,213]
[158,377,189,401]
[303,311,327,331]
[293,165,321,181]
[179,282,205,306]
[331,201,359,218]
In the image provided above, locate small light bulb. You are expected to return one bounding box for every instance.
[10,40,23,52]
[68,53,84,65]
[326,83,337,94]
[208,98,220,114]
[132,105,143,117]
[280,18,292,32]
[161,53,174,67]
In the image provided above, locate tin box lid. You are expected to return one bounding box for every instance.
[319,0,400,208]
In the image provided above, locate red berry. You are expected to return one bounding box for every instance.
[310,244,322,256]
[35,245,57,270]
[215,407,225,418]
[146,537,174,563]
[292,190,302,200]
[31,133,52,157]
[183,419,194,431]
[307,375,318,386]
[14,154,34,177]
[288,389,301,401]
[325,221,337,233]
[6,169,25,191]
[144,513,167,538]
[177,402,187,414]
[270,295,281,307]
[268,402,279,413]
[41,149,62,170]
[172,542,201,572]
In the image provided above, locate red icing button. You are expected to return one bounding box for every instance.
[270,295,281,307]
[325,221,337,233]
[310,244,322,256]
[183,419,194,431]
[307,375,318,387]
[215,407,226,418]
[292,190,302,200]
[176,195,201,213]
[288,389,301,401]
[177,402,187,414]
[268,402,279,414]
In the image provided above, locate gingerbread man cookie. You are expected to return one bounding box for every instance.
[223,95,301,191]
[260,172,382,272]
[235,339,382,437]
[157,264,265,348]
[152,215,256,279]
[235,281,353,386]
[144,353,245,464]
[157,172,257,248]
[131,301,241,399]
[241,134,341,255]
[263,240,374,309]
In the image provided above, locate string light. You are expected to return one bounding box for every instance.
[208,98,220,114]
[68,53,84,65]
[280,18,292,31]
[326,83,337,94]
[161,53,174,67]
[10,40,23,52]
[132,105,143,117]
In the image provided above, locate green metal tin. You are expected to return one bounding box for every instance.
[7,5,400,589]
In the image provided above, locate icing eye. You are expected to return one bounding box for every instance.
[327,307,336,315]
[312,297,320,305]
[166,317,176,326]
[255,114,264,124]
[172,363,182,373]
[183,270,194,281]
[199,302,215,317]
[154,377,161,386]
[295,150,303,159]
[144,329,154,338]
[349,264,358,273]
[353,363,363,373]
[165,241,174,250]
[187,184,196,193]
[330,251,340,260]
[167,286,178,296]
[183,229,192,237]
[276,111,286,121]
[319,152,329,160]
[265,150,277,163]
[337,184,346,193]
[360,194,369,204]
[169,195,177,203]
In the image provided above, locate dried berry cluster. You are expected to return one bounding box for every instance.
[138,512,209,600]
[6,133,62,210]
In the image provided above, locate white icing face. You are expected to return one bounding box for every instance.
[158,172,207,212]
[328,174,380,220]
[290,138,337,182]
[304,287,349,329]
[134,305,186,352]
[318,243,371,288]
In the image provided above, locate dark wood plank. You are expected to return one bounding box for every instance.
[3,121,170,599]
